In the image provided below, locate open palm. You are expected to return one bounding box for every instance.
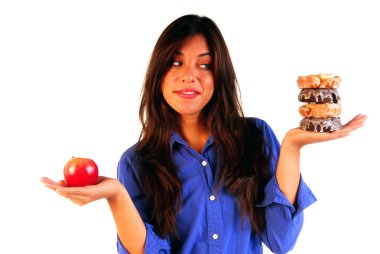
[284,114,367,149]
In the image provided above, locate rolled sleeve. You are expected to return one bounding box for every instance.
[116,224,171,254]
[116,235,129,254]
[257,174,317,253]
[144,224,171,253]
[116,147,172,254]
[257,174,317,217]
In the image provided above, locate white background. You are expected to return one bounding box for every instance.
[1,0,379,253]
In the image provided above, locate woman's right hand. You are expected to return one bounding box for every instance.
[42,176,147,252]
[40,176,123,206]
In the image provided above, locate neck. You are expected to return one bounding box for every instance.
[179,115,210,153]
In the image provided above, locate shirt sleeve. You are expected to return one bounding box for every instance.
[255,119,317,253]
[116,147,171,254]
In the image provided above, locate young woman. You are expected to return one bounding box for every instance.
[41,14,367,254]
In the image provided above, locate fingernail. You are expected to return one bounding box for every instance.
[56,189,62,194]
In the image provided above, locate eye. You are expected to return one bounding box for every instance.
[200,63,212,70]
[171,59,182,66]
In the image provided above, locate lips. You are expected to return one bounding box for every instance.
[174,89,201,99]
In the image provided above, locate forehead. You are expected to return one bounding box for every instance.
[176,34,210,54]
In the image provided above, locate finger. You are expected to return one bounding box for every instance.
[56,186,95,198]
[69,199,88,206]
[320,131,350,142]
[59,191,95,206]
[329,120,366,139]
[341,120,366,132]
[41,179,64,191]
[344,114,367,126]
[68,195,94,206]
[347,114,363,123]
[62,196,87,206]
[64,195,82,205]
[54,188,73,200]
[328,131,351,140]
[41,177,67,190]
[305,127,352,142]
[57,180,67,187]
[42,178,92,205]
[337,115,367,133]
[40,177,56,185]
[56,187,80,196]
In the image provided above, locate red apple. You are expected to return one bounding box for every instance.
[63,157,98,187]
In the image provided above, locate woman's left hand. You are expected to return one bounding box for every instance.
[283,114,367,149]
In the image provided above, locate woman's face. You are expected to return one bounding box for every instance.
[162,34,214,120]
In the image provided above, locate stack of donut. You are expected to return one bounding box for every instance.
[297,73,343,132]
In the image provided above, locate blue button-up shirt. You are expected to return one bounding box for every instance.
[116,118,317,253]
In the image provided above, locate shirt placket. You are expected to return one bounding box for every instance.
[199,157,223,253]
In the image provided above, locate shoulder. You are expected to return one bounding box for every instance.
[117,143,146,193]
[119,143,139,164]
[117,143,142,181]
[244,117,279,149]
[245,117,274,133]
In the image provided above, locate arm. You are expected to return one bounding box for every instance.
[276,114,367,205]
[116,150,172,254]
[275,138,301,205]
[107,180,146,254]
[41,146,172,254]
[257,114,366,252]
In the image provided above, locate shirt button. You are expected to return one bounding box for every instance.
[209,195,215,201]
[212,233,218,240]
[202,160,207,166]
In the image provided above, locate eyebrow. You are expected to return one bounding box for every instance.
[173,50,212,58]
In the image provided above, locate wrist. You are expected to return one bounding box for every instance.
[107,179,126,202]
[282,134,302,151]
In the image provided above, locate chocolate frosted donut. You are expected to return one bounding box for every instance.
[300,117,343,132]
[298,88,341,103]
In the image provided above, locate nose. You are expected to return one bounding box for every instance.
[182,75,195,83]
[181,65,196,83]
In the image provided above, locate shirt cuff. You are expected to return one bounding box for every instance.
[144,223,171,253]
[116,223,171,254]
[257,174,317,217]
[117,234,129,254]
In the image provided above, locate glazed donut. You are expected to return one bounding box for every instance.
[297,73,341,89]
[298,102,342,118]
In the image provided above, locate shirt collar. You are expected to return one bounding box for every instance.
[169,132,188,148]
[169,131,215,152]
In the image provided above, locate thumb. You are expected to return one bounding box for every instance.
[57,180,67,187]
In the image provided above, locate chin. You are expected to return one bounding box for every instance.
[176,109,202,118]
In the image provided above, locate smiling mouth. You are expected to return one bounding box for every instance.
[175,89,201,98]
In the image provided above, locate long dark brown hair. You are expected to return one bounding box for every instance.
[136,14,271,238]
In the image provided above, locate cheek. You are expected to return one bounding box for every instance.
[161,77,172,102]
[161,83,168,101]
[204,76,215,94]
[207,87,215,101]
